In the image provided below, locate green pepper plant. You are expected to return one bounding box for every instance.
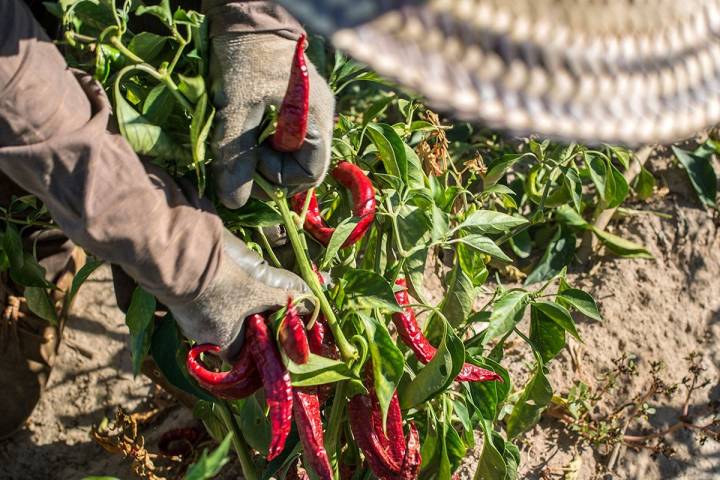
[0,1,677,479]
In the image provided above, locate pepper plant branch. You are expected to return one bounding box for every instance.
[577,145,653,263]
[253,174,358,362]
[217,401,259,480]
[255,227,282,268]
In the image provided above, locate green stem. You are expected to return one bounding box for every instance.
[324,381,348,475]
[218,401,259,480]
[254,176,357,362]
[256,227,282,268]
[110,38,194,111]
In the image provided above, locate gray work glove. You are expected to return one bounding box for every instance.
[209,32,335,209]
[168,230,309,358]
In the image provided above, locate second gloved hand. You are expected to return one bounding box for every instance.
[209,31,335,208]
[168,230,309,359]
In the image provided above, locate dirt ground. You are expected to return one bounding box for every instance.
[0,149,719,479]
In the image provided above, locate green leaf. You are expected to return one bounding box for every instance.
[288,353,357,387]
[184,433,232,480]
[190,93,215,194]
[524,228,576,285]
[366,123,407,183]
[592,227,653,259]
[358,313,405,428]
[563,166,583,213]
[135,0,173,27]
[405,144,427,190]
[635,166,656,200]
[125,287,157,376]
[672,145,718,209]
[3,225,24,272]
[24,287,58,325]
[505,362,553,438]
[482,290,529,344]
[63,259,102,314]
[150,314,214,402]
[508,229,532,259]
[321,217,360,269]
[235,396,271,455]
[219,199,281,228]
[453,234,511,262]
[343,269,401,312]
[529,306,566,363]
[114,75,190,162]
[457,242,489,287]
[555,205,589,229]
[10,252,52,288]
[532,301,580,340]
[467,358,510,421]
[484,153,530,187]
[456,210,527,235]
[397,205,432,302]
[440,262,476,327]
[400,317,464,409]
[557,288,602,321]
[128,32,168,63]
[179,74,206,104]
[586,154,607,201]
[362,94,395,126]
[474,420,507,480]
[142,84,174,126]
[606,163,629,209]
[503,442,521,480]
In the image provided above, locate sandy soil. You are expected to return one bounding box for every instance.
[0,150,718,480]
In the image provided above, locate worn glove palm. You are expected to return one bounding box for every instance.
[168,230,309,358]
[209,32,335,208]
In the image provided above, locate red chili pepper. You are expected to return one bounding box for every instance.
[291,161,376,248]
[158,426,205,457]
[293,389,334,480]
[246,313,293,460]
[186,343,262,400]
[279,299,310,364]
[271,34,309,152]
[392,278,502,383]
[398,422,421,479]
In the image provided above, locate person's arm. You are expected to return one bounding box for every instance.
[0,0,307,356]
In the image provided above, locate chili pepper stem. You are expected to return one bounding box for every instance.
[254,175,358,362]
[217,401,259,480]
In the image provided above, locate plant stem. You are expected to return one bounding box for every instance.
[218,401,259,480]
[256,227,282,268]
[254,175,357,362]
[324,381,348,475]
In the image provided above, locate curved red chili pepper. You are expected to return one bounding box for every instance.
[158,426,205,457]
[291,161,376,248]
[271,34,309,152]
[348,393,402,478]
[186,344,262,400]
[293,389,334,480]
[392,278,502,383]
[279,299,310,364]
[246,313,293,460]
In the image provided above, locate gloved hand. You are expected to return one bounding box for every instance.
[168,229,309,359]
[209,31,335,209]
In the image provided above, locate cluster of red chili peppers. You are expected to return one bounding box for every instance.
[185,35,501,479]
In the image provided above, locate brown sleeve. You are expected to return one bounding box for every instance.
[0,0,222,306]
[201,0,304,39]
